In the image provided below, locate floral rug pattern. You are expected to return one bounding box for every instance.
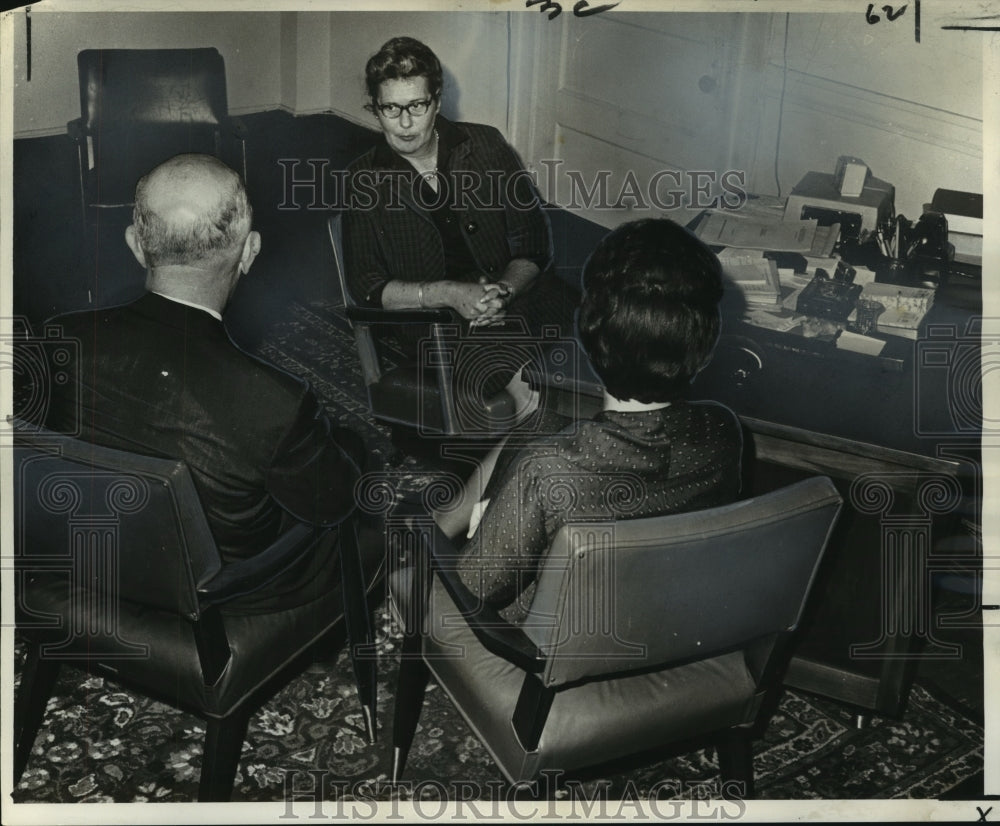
[11,607,984,803]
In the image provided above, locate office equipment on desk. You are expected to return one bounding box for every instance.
[873,210,953,288]
[796,262,863,321]
[834,156,870,199]
[929,188,982,266]
[784,169,894,240]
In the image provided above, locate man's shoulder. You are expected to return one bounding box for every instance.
[224,339,310,400]
[46,297,136,331]
[49,295,309,404]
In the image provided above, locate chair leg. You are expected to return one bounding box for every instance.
[715,728,755,800]
[391,630,430,783]
[338,520,378,744]
[199,709,252,802]
[14,647,62,784]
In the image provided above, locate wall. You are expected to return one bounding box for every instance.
[280,11,334,116]
[750,13,981,219]
[324,11,512,135]
[11,11,283,137]
[10,8,983,219]
[509,10,982,228]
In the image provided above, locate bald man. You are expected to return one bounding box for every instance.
[42,154,364,613]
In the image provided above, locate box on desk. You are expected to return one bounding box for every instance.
[795,272,862,321]
[929,188,982,266]
[784,171,894,238]
[846,282,935,340]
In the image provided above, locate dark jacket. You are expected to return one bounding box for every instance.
[342,116,553,303]
[42,292,361,612]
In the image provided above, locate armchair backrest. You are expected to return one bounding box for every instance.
[522,476,842,687]
[74,48,232,209]
[14,427,222,620]
[79,48,228,131]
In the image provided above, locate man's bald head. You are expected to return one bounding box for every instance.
[132,154,252,268]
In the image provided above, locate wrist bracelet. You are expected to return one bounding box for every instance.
[417,283,425,308]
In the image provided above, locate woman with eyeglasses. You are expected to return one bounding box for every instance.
[342,36,578,425]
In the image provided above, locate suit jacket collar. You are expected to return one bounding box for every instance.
[132,292,227,336]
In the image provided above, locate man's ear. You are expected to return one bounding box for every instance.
[124,226,147,269]
[238,230,261,275]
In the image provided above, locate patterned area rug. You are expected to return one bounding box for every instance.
[10,609,984,803]
[11,300,984,803]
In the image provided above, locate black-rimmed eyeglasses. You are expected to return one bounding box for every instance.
[375,98,435,119]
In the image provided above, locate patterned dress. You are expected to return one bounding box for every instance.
[457,401,743,621]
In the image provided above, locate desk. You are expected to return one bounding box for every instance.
[535,263,982,719]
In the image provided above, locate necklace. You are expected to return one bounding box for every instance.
[426,129,440,177]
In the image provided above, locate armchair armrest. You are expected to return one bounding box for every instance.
[228,116,248,141]
[521,361,603,400]
[66,117,87,142]
[345,306,454,325]
[403,515,546,672]
[197,522,326,607]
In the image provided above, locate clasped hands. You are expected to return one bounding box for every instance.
[453,277,512,327]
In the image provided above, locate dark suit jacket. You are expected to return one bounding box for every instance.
[43,292,361,612]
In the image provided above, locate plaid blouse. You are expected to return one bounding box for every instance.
[342,116,553,305]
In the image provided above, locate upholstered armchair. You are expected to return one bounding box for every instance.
[388,477,842,793]
[13,426,381,801]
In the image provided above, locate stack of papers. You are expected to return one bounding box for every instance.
[696,212,819,252]
[718,248,781,306]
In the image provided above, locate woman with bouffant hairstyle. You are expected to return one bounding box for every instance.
[443,218,742,621]
[578,218,724,403]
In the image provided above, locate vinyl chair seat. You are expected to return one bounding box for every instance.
[421,578,757,782]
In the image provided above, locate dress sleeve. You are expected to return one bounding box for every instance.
[456,451,550,609]
[265,386,362,527]
[488,132,553,272]
[343,171,391,306]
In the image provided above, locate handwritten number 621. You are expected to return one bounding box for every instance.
[866,3,907,24]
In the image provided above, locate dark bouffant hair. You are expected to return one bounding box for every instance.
[577,218,724,403]
[365,37,443,105]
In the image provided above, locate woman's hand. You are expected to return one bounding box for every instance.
[443,280,507,323]
[380,278,510,323]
